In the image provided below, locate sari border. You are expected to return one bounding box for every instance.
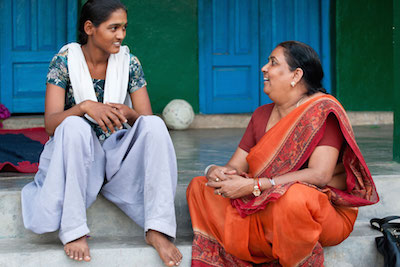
[232,95,379,217]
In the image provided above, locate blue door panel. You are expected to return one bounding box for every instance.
[259,0,331,105]
[212,0,229,54]
[38,0,58,51]
[0,0,77,113]
[199,0,260,114]
[235,0,251,54]
[200,0,331,114]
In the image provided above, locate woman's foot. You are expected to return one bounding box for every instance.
[64,235,91,262]
[146,230,182,266]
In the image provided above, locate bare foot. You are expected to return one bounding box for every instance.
[64,236,91,262]
[146,230,182,266]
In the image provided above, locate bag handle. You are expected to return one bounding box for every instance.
[370,216,400,231]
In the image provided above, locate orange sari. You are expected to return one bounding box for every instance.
[186,95,379,267]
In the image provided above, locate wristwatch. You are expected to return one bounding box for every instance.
[252,179,261,197]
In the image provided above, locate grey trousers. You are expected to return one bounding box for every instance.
[21,115,177,244]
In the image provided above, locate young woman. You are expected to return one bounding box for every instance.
[21,0,182,266]
[187,41,379,267]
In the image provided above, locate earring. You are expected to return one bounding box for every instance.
[291,81,296,87]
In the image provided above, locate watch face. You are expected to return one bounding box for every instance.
[253,187,261,196]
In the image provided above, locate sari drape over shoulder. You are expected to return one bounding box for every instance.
[186,95,379,267]
[231,94,379,217]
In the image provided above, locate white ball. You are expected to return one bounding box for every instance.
[162,99,195,130]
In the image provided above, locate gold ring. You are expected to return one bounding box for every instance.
[217,190,221,195]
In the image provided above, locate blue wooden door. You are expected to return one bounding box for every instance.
[199,0,331,113]
[0,0,77,113]
[259,0,331,105]
[199,0,260,114]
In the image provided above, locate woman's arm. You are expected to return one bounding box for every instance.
[206,148,253,198]
[206,147,249,182]
[258,145,341,190]
[128,86,152,123]
[44,83,85,136]
[44,83,127,136]
[207,145,340,199]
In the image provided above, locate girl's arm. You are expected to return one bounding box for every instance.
[44,83,127,136]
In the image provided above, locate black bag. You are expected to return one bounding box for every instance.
[370,216,400,267]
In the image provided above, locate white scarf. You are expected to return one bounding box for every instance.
[59,42,131,123]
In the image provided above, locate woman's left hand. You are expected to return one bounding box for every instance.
[106,102,138,124]
[206,174,254,199]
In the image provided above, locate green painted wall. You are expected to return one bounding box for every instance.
[80,0,199,114]
[122,0,199,113]
[335,0,393,111]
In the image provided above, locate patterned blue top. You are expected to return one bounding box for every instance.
[46,48,147,141]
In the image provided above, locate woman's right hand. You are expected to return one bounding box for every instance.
[81,100,127,133]
[206,165,237,182]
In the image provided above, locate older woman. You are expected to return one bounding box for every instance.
[186,41,379,267]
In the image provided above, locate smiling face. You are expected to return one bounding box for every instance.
[261,46,296,102]
[86,8,127,54]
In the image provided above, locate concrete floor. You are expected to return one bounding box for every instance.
[170,124,400,184]
[1,124,398,184]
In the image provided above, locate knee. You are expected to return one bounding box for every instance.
[137,115,169,138]
[56,116,92,141]
[141,115,167,130]
[277,184,314,212]
[186,176,207,199]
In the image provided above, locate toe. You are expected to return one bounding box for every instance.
[73,251,79,261]
[174,250,182,262]
[70,250,75,260]
[78,250,83,261]
[172,253,179,263]
[84,248,91,262]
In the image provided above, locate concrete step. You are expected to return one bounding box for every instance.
[0,175,397,241]
[0,174,396,266]
[356,175,400,221]
[0,223,383,267]
[0,179,191,241]
[324,222,383,267]
[0,236,193,267]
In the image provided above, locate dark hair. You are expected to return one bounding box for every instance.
[78,0,127,44]
[277,41,326,95]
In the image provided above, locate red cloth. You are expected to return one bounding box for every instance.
[239,104,343,152]
[0,127,48,173]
